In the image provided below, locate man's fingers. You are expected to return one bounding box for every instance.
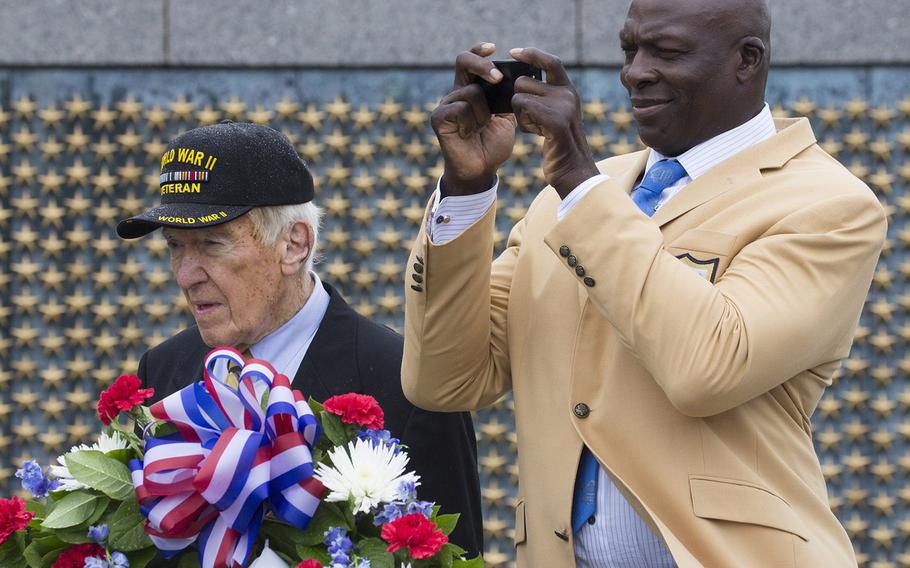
[433,100,479,138]
[510,47,570,86]
[511,93,549,137]
[440,84,492,130]
[513,75,556,97]
[454,43,503,87]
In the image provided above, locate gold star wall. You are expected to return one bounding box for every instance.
[0,79,908,566]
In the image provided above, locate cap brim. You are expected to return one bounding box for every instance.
[116,203,254,239]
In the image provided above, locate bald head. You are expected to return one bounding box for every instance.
[619,0,771,155]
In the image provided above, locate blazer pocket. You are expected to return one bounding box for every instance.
[667,229,737,256]
[689,475,808,542]
[513,498,527,547]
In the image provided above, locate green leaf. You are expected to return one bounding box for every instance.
[65,451,134,500]
[357,537,394,568]
[441,542,467,557]
[104,448,135,465]
[125,547,159,568]
[25,499,46,519]
[319,410,349,447]
[41,492,99,529]
[85,496,111,526]
[296,501,350,546]
[0,536,28,568]
[260,518,304,559]
[177,549,201,568]
[52,524,94,544]
[453,555,485,568]
[295,545,331,564]
[108,498,153,551]
[434,513,460,536]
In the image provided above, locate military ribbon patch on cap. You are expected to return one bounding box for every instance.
[160,171,210,184]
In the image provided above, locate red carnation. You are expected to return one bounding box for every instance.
[323,393,384,430]
[381,512,448,559]
[296,561,324,568]
[51,543,105,568]
[0,496,34,545]
[97,374,155,425]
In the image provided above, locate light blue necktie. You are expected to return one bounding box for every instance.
[630,159,688,217]
[571,159,688,534]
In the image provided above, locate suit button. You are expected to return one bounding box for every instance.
[554,529,569,541]
[559,245,570,257]
[416,255,425,265]
[413,263,424,274]
[411,284,423,292]
[583,277,595,287]
[575,265,586,277]
[412,274,423,284]
[567,255,577,267]
[574,403,590,418]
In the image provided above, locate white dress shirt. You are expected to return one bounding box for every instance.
[426,104,777,566]
[213,271,331,380]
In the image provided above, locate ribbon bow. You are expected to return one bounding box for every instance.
[129,347,324,568]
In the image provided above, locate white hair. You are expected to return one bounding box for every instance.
[247,202,323,273]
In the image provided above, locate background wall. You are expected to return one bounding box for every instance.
[1,1,909,566]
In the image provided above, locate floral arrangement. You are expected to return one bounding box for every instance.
[1,348,482,568]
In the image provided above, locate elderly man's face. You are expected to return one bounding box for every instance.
[619,0,743,156]
[163,216,288,349]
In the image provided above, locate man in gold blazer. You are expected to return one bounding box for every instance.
[401,0,886,566]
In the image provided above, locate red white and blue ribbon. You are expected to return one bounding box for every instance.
[129,347,324,568]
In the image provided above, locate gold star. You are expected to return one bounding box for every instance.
[13,418,39,441]
[350,202,372,225]
[789,97,815,117]
[351,267,376,290]
[196,104,221,125]
[323,193,350,217]
[12,291,39,313]
[843,513,868,538]
[351,171,375,194]
[119,322,144,347]
[870,105,895,128]
[247,105,273,124]
[43,233,66,258]
[65,160,91,186]
[377,227,403,249]
[65,291,92,314]
[376,130,401,153]
[170,96,196,121]
[377,98,402,121]
[324,97,352,122]
[65,125,91,152]
[117,192,146,215]
[324,258,353,282]
[376,257,399,283]
[844,97,869,120]
[0,107,8,129]
[40,364,66,388]
[816,427,841,450]
[144,234,169,257]
[40,136,64,161]
[376,290,402,314]
[870,426,895,449]
[871,364,895,385]
[38,104,65,127]
[40,300,67,324]
[401,105,427,130]
[871,491,896,516]
[403,170,429,194]
[351,237,376,257]
[117,95,143,121]
[376,193,402,217]
[67,260,91,281]
[146,266,172,290]
[818,137,841,157]
[145,104,169,129]
[403,201,426,225]
[64,94,92,118]
[816,106,841,128]
[39,329,66,352]
[351,137,375,162]
[611,137,639,155]
[0,140,9,164]
[869,168,894,193]
[351,105,376,130]
[324,128,350,153]
[220,97,247,121]
[66,417,93,441]
[871,459,896,483]
[843,418,869,441]
[403,136,428,162]
[12,159,36,183]
[12,126,37,150]
[91,104,118,130]
[353,300,376,319]
[145,299,171,322]
[94,331,120,356]
[39,427,66,451]
[298,138,323,161]
[583,98,609,121]
[12,94,37,118]
[843,449,870,473]
[118,291,144,314]
[90,167,118,195]
[12,194,40,217]
[324,161,350,186]
[274,96,299,119]
[377,162,401,185]
[323,227,351,249]
[117,127,143,153]
[610,108,634,131]
[298,104,325,131]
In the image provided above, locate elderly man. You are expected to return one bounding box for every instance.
[401,0,885,566]
[117,121,483,557]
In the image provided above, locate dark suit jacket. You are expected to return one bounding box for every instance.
[138,282,483,557]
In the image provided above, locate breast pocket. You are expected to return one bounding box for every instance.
[665,229,738,284]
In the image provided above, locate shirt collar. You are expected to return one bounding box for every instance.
[249,271,330,375]
[646,103,776,180]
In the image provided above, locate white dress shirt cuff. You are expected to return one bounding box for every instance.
[428,177,498,244]
[556,174,611,221]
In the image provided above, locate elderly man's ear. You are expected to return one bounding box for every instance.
[279,220,313,275]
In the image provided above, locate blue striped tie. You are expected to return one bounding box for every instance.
[631,159,688,217]
[571,159,688,534]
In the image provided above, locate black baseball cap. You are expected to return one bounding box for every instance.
[116,121,314,239]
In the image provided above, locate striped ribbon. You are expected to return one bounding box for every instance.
[129,347,324,568]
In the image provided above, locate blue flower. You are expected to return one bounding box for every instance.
[397,479,418,501]
[356,429,400,453]
[87,524,109,545]
[15,460,61,499]
[406,500,435,519]
[110,551,130,567]
[373,502,403,526]
[353,559,371,568]
[84,557,110,568]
